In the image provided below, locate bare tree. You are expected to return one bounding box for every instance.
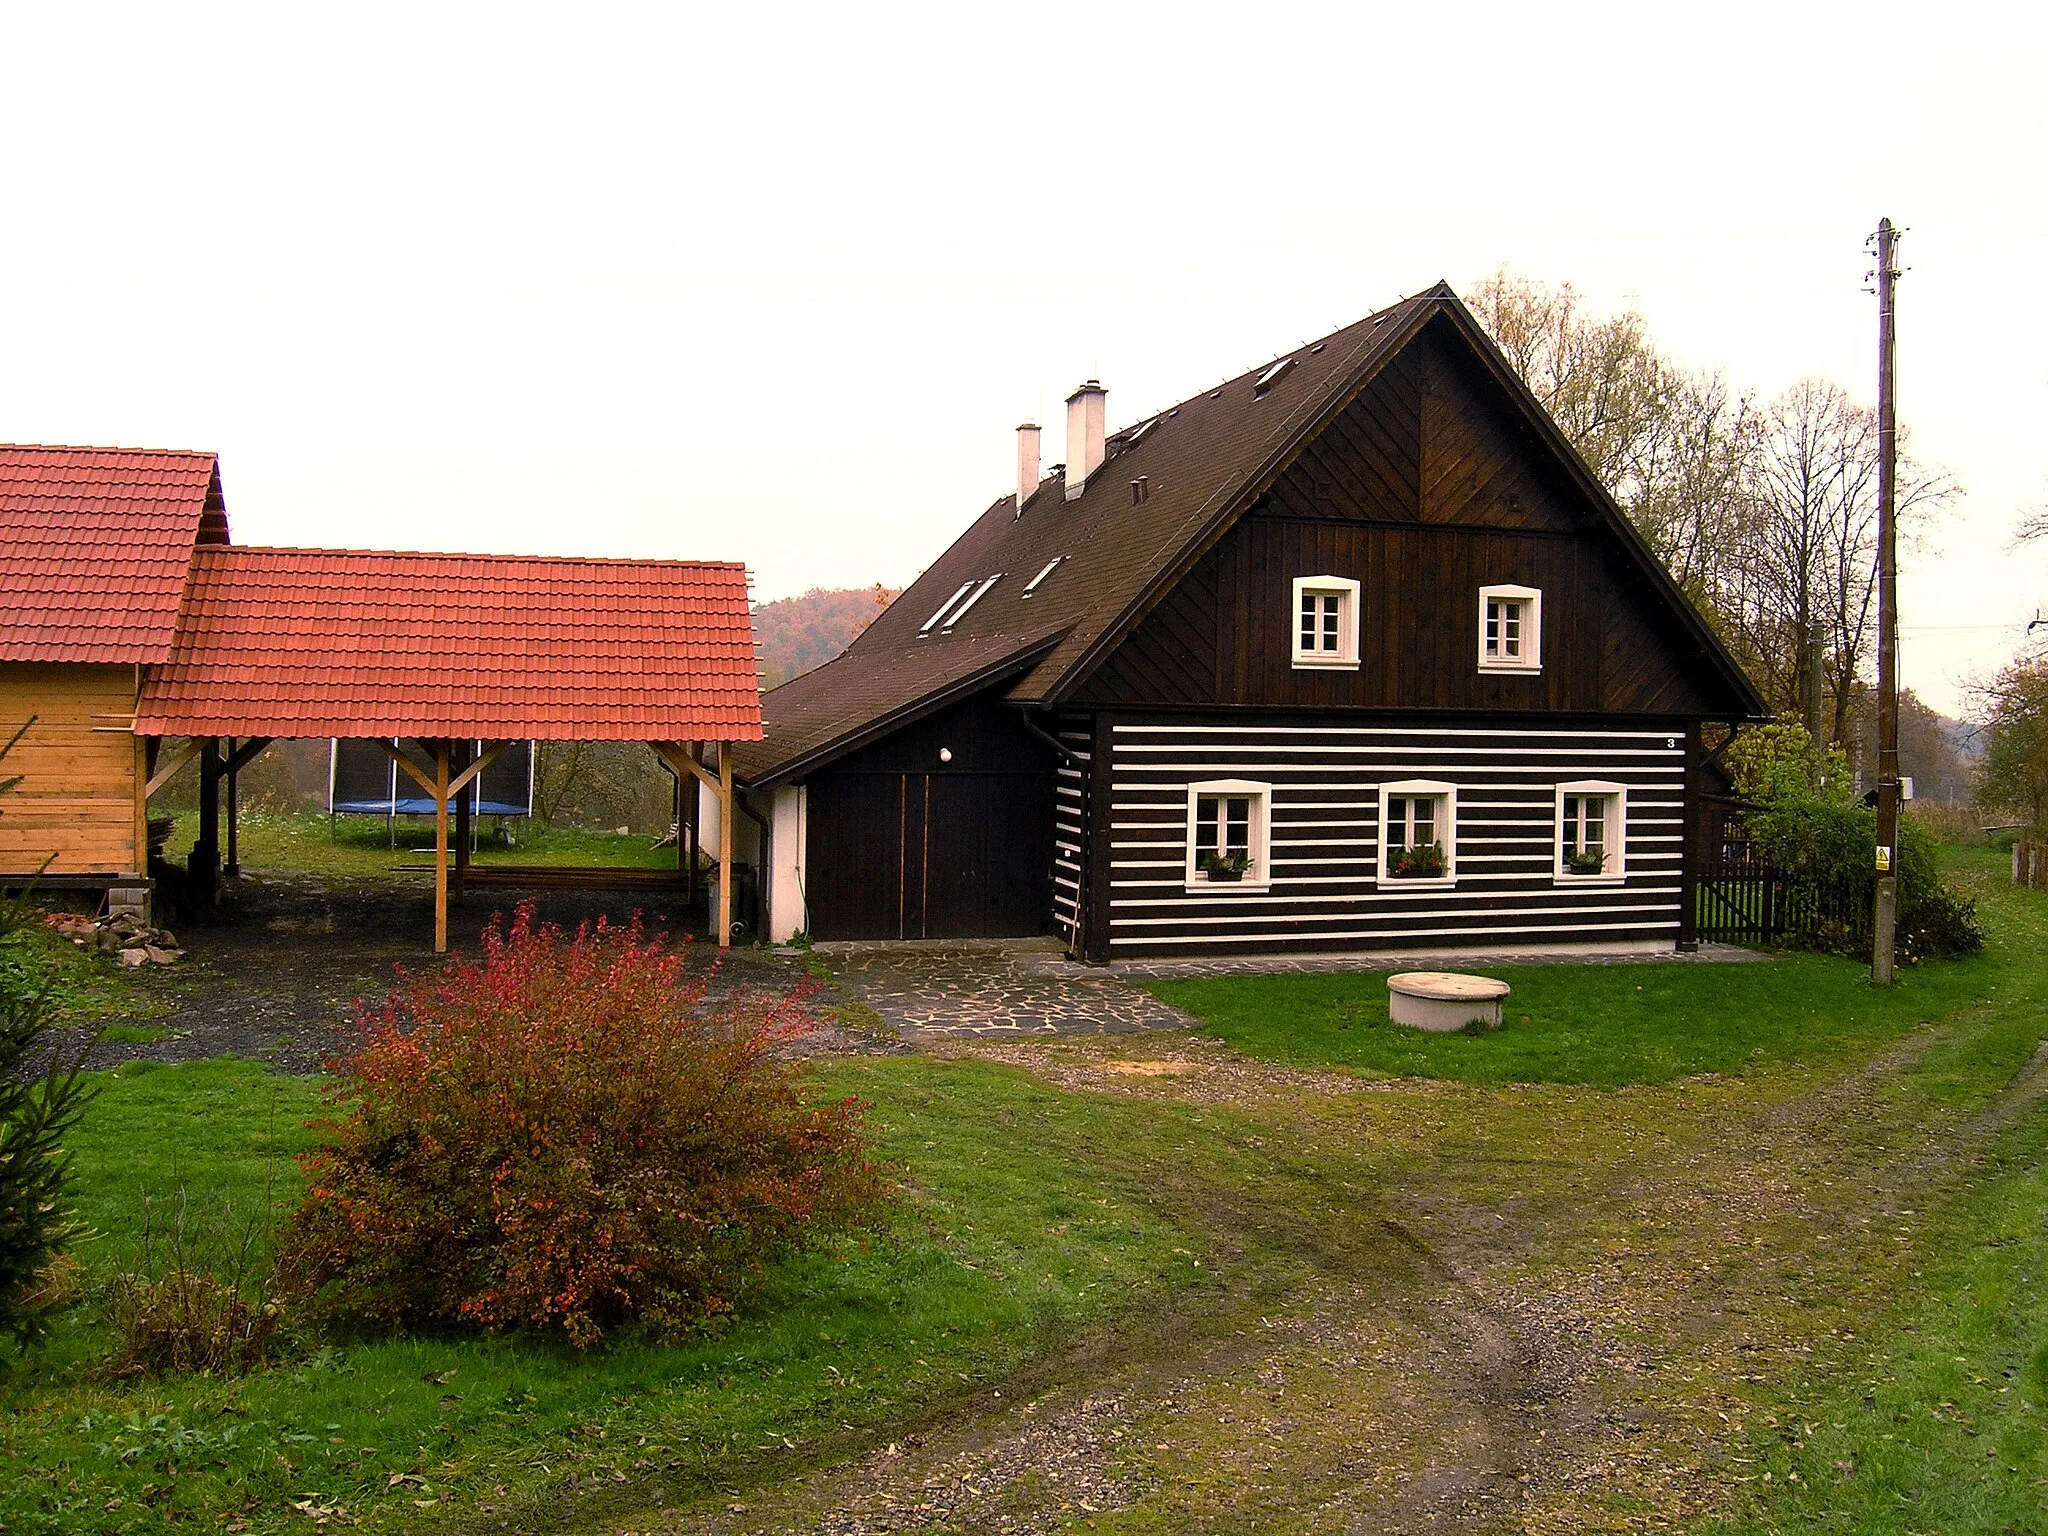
[1728,381,1954,743]
[1469,272,1960,750]
[1972,656,2048,829]
[1464,269,1668,492]
[1464,270,1757,607]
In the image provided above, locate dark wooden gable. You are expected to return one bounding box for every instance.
[1073,313,1729,718]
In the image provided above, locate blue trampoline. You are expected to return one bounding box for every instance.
[328,738,535,818]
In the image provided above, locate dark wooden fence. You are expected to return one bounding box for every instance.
[1696,849,1872,949]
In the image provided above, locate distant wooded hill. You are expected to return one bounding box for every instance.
[755,585,900,690]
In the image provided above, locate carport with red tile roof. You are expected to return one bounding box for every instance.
[134,545,763,952]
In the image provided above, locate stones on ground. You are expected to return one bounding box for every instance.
[824,942,1196,1040]
[50,909,183,963]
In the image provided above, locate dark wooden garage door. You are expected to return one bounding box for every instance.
[806,771,1049,941]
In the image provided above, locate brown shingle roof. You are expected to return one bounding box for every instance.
[847,293,1439,692]
[741,283,1761,784]
[0,445,226,663]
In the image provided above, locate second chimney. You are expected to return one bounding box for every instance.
[1015,422,1041,515]
[1063,380,1106,501]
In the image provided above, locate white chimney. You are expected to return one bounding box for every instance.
[1015,422,1041,515]
[1063,380,1106,501]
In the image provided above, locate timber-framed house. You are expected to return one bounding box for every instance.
[729,283,1766,958]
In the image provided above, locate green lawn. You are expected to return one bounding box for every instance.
[1700,1105,2048,1535]
[7,846,2045,1533]
[1146,948,1993,1089]
[155,810,685,881]
[1,1056,1217,1536]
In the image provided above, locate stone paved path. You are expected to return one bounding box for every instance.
[818,939,1195,1038]
[816,938,1766,1040]
[1109,939,1766,981]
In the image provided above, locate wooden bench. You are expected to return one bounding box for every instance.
[1387,971,1510,1032]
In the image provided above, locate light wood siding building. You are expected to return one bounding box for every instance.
[0,446,227,891]
[0,663,146,878]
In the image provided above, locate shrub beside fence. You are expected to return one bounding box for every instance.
[1697,805,1982,961]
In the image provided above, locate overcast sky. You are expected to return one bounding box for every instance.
[4,3,2041,714]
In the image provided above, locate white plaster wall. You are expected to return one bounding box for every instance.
[768,784,807,943]
[695,776,761,865]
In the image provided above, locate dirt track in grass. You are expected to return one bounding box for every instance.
[42,861,2047,1534]
[597,938,2048,1533]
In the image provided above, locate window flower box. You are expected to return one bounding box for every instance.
[1201,851,1250,883]
[1389,842,1446,880]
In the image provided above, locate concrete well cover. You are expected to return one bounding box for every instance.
[1387,971,1510,1031]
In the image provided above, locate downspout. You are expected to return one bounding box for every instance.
[1015,706,1085,767]
[1016,706,1088,960]
[736,784,772,942]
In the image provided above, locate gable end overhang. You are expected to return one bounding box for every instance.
[1424,301,1768,721]
[1038,284,1767,722]
[1036,288,1447,706]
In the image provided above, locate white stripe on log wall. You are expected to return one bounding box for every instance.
[1103,717,1687,954]
[1051,716,1090,945]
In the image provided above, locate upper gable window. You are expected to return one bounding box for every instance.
[1292,575,1360,671]
[1478,584,1542,672]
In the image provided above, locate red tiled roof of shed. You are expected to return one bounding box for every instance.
[0,445,226,663]
[136,546,763,741]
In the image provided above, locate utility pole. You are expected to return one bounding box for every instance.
[1871,217,1901,985]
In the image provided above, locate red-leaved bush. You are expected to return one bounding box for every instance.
[285,904,889,1348]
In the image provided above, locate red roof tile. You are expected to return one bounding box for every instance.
[0,445,226,663]
[135,546,762,741]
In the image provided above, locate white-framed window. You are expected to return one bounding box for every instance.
[1478,583,1542,671]
[1291,575,1360,670]
[1377,779,1456,886]
[1555,780,1626,883]
[1184,779,1273,891]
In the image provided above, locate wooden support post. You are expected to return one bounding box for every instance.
[194,737,222,906]
[132,734,150,878]
[687,759,701,908]
[434,741,451,954]
[224,737,241,878]
[452,740,472,900]
[717,741,734,950]
[674,762,686,872]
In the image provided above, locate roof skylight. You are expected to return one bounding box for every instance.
[941,574,1003,629]
[1254,357,1295,393]
[1021,556,1065,597]
[920,580,976,634]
